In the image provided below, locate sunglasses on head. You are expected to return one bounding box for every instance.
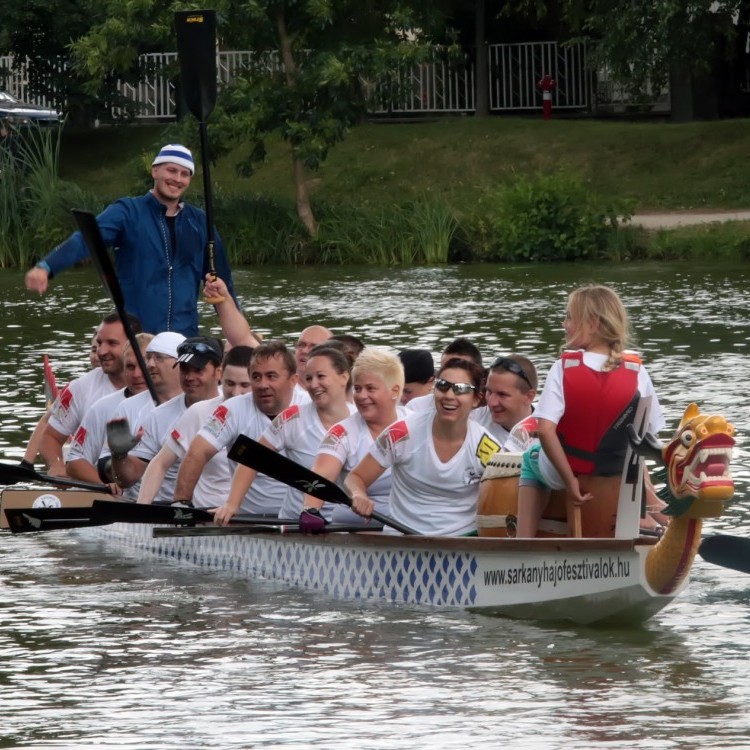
[434,378,476,396]
[178,341,217,356]
[491,357,533,389]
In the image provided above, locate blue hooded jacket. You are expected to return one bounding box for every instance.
[40,192,237,336]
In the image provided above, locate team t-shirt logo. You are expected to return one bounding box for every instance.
[321,422,347,449]
[51,385,74,421]
[377,420,409,452]
[203,404,229,438]
[475,434,501,466]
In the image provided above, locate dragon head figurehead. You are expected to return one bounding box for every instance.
[660,403,735,518]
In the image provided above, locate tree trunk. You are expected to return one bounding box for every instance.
[276,10,318,237]
[474,0,489,117]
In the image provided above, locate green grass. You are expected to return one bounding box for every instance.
[59,117,750,214]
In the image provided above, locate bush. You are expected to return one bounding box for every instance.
[465,171,629,263]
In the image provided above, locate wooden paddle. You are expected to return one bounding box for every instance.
[174,9,224,303]
[0,460,113,493]
[698,534,750,575]
[71,209,158,403]
[227,434,421,535]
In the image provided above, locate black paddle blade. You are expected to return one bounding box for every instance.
[227,434,420,536]
[71,209,158,403]
[91,499,214,526]
[0,461,113,493]
[4,507,107,534]
[175,9,217,122]
[698,534,750,575]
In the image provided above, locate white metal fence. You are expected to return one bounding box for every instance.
[0,42,666,119]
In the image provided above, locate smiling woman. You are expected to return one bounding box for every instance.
[345,358,501,535]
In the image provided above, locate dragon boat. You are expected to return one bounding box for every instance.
[0,403,737,626]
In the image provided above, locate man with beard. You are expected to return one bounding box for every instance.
[24,145,237,336]
[39,311,141,476]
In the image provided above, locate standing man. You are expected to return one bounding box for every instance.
[24,144,238,336]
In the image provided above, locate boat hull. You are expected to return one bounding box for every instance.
[88,522,673,625]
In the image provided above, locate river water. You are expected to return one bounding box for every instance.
[0,263,749,749]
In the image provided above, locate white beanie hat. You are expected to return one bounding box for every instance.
[152,144,195,175]
[146,332,186,359]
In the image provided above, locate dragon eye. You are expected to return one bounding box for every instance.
[680,430,695,448]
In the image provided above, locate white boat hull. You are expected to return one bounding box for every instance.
[88,522,675,625]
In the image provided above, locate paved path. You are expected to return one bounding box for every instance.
[629,210,750,229]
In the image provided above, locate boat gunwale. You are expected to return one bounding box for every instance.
[147,525,655,553]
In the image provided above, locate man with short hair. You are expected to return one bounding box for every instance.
[40,311,141,476]
[294,325,332,375]
[398,349,435,405]
[108,336,223,502]
[172,340,310,512]
[24,144,237,336]
[137,346,254,507]
[473,355,538,447]
[65,333,153,486]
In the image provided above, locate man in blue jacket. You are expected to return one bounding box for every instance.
[24,144,237,336]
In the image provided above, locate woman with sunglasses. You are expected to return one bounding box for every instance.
[345,358,501,536]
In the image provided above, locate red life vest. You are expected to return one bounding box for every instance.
[556,350,641,476]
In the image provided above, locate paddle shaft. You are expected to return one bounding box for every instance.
[227,434,420,535]
[71,209,158,403]
[0,461,113,493]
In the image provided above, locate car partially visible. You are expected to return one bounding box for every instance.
[0,90,60,126]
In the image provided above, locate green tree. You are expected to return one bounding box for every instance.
[562,0,745,95]
[70,0,447,238]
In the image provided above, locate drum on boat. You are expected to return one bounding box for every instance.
[477,452,620,538]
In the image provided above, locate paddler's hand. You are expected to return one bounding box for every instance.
[203,274,227,303]
[350,491,374,519]
[25,266,49,294]
[566,477,594,507]
[106,418,139,459]
[212,502,240,526]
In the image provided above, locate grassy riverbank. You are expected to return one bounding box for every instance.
[12,116,750,266]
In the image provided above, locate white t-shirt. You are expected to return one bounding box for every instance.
[197,388,310,515]
[368,409,501,536]
[470,405,511,446]
[48,368,117,437]
[404,393,434,413]
[131,394,188,503]
[317,409,405,523]
[67,387,128,466]
[266,402,357,520]
[535,350,665,488]
[165,396,231,509]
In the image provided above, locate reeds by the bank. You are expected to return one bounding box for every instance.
[0,124,101,268]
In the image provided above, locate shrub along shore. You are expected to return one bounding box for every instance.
[2,117,750,268]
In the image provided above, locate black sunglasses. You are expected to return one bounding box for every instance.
[434,378,477,396]
[491,357,533,389]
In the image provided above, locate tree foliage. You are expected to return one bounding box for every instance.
[562,0,747,94]
[67,0,448,237]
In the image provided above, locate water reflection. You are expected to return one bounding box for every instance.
[1,263,750,748]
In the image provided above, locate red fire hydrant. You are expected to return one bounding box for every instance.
[537,75,556,120]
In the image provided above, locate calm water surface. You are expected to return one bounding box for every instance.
[0,263,749,749]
